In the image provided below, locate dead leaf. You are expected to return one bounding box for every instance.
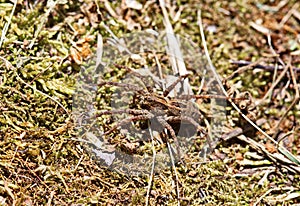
[125,0,143,10]
[235,152,244,161]
[70,47,82,65]
[265,141,277,153]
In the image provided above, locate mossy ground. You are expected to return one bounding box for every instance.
[0,0,299,205]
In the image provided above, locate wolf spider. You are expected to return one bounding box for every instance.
[95,64,208,160]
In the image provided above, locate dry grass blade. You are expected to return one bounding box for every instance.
[28,0,60,49]
[96,34,103,69]
[237,135,300,173]
[145,125,156,206]
[159,0,192,96]
[197,10,226,95]
[159,0,180,74]
[197,9,300,166]
[249,21,270,35]
[260,32,287,103]
[254,186,299,206]
[292,7,300,20]
[226,58,266,80]
[273,60,300,165]
[271,58,299,138]
[262,58,289,103]
[166,137,180,206]
[278,3,299,28]
[229,60,300,72]
[0,0,17,48]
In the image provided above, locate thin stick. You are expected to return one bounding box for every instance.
[166,140,180,206]
[262,32,287,102]
[154,53,166,91]
[272,59,300,139]
[267,32,286,67]
[179,94,247,101]
[261,58,289,102]
[197,9,300,165]
[163,74,189,97]
[159,0,192,97]
[0,0,17,48]
[278,3,299,28]
[229,60,300,72]
[96,34,103,69]
[145,124,156,206]
[198,10,226,96]
[227,58,266,80]
[28,0,59,49]
[153,4,183,200]
[29,64,53,85]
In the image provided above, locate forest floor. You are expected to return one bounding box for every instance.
[0,0,299,205]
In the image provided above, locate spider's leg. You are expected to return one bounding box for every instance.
[102,113,154,139]
[167,115,214,152]
[96,109,151,117]
[166,116,206,135]
[156,116,182,160]
[163,74,189,97]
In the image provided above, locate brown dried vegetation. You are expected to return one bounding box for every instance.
[0,0,299,205]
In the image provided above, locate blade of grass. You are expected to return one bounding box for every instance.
[197,9,300,166]
[0,0,17,49]
[159,0,192,96]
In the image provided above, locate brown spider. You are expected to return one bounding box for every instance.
[95,64,207,161]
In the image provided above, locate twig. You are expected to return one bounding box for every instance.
[28,0,59,49]
[96,34,103,69]
[262,32,288,102]
[221,119,266,141]
[221,119,300,174]
[166,139,180,206]
[29,64,52,85]
[197,10,226,96]
[261,57,289,102]
[229,60,300,72]
[227,59,266,80]
[254,186,297,206]
[159,0,192,96]
[197,9,300,166]
[278,3,299,28]
[145,125,156,206]
[237,135,300,173]
[0,0,17,48]
[267,32,286,68]
[272,58,300,139]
